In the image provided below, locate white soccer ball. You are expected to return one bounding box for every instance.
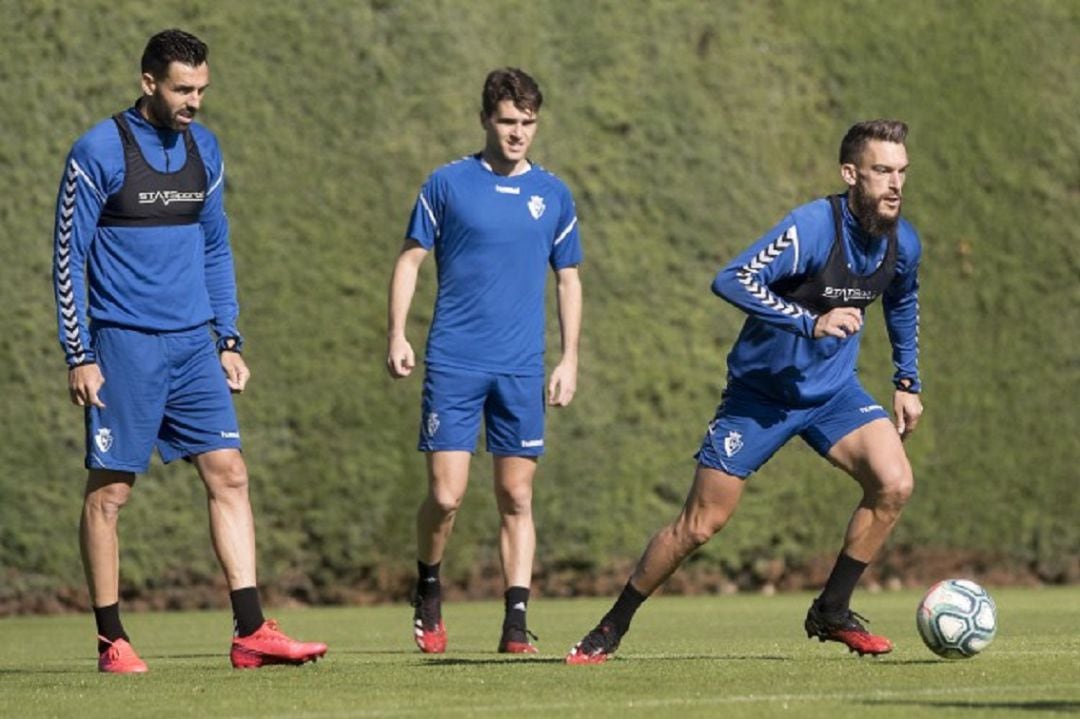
[916,578,997,659]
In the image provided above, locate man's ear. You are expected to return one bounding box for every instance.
[140,72,156,97]
[840,162,858,188]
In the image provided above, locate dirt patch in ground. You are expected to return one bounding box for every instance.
[3,547,1074,616]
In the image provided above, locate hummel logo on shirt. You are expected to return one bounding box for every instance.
[495,185,521,194]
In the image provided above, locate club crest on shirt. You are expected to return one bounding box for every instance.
[723,430,743,458]
[528,195,546,220]
[95,428,113,453]
[425,412,440,438]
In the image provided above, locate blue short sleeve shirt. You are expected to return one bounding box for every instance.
[406,154,582,375]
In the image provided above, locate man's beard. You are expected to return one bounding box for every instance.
[143,96,192,131]
[850,186,901,237]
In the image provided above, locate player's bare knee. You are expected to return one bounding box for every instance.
[203,458,249,497]
[86,482,131,520]
[497,495,532,518]
[495,484,532,517]
[678,513,724,548]
[871,462,914,510]
[428,489,464,517]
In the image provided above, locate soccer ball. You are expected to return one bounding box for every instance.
[916,578,997,659]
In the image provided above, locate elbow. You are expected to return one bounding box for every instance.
[711,269,739,300]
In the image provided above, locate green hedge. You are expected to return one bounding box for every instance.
[1,0,1076,610]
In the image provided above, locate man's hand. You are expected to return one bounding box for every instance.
[220,351,250,392]
[69,363,106,407]
[813,307,864,339]
[387,335,416,379]
[893,389,923,440]
[547,358,577,407]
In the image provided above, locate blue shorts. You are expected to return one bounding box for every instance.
[418,365,546,456]
[695,378,889,478]
[85,324,241,472]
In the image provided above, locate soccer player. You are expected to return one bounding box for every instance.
[53,29,327,673]
[566,120,922,664]
[387,68,583,654]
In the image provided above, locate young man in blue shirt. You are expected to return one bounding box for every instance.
[567,120,922,664]
[387,68,583,654]
[54,29,326,672]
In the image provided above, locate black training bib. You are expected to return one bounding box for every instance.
[98,112,206,228]
[771,194,897,315]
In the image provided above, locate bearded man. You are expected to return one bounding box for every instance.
[567,120,923,664]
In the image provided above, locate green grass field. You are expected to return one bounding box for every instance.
[2,589,1077,718]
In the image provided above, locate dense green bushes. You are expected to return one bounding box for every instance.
[1,0,1076,611]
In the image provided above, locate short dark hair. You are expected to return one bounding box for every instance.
[141,29,208,80]
[481,68,543,117]
[839,119,908,164]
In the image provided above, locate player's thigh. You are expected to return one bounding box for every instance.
[805,382,912,493]
[426,450,472,509]
[86,326,168,472]
[492,455,538,511]
[827,418,912,495]
[485,374,545,457]
[695,385,802,479]
[680,464,747,530]
[157,329,241,464]
[418,366,490,452]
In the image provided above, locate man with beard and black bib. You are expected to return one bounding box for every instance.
[566,120,922,664]
[53,29,326,672]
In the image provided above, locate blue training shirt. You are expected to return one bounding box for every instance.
[406,154,582,375]
[712,194,921,406]
[53,105,239,367]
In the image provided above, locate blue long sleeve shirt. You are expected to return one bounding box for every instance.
[53,105,240,367]
[713,195,921,406]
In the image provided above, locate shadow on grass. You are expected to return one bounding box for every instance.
[420,656,566,666]
[807,656,941,665]
[629,654,793,662]
[418,653,794,666]
[863,699,1080,713]
[0,668,89,675]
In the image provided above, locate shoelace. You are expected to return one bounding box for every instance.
[504,626,539,643]
[838,610,872,632]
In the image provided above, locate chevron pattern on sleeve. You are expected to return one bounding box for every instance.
[56,160,87,365]
[735,225,815,320]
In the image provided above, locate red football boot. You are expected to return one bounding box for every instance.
[230,619,328,668]
[498,626,539,654]
[805,599,893,656]
[565,622,622,665]
[98,636,148,674]
[412,595,447,654]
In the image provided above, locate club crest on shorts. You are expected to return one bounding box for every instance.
[723,430,743,458]
[95,428,114,453]
[425,412,440,438]
[528,195,546,220]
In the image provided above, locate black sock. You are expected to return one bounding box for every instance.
[602,581,648,636]
[417,561,441,600]
[230,586,266,637]
[503,586,530,632]
[94,603,128,653]
[816,552,868,615]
